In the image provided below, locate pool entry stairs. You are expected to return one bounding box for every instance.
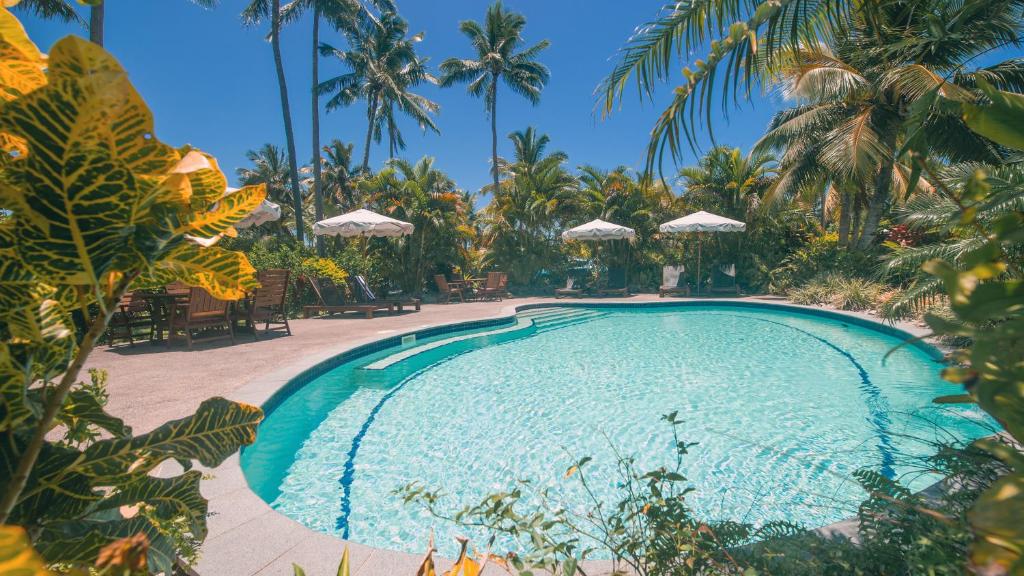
[360,307,606,372]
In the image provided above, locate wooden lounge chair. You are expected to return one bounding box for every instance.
[351,275,421,312]
[302,277,393,319]
[105,292,154,346]
[555,277,584,298]
[710,263,741,295]
[168,287,235,349]
[659,265,691,297]
[246,269,291,340]
[595,266,629,297]
[434,274,464,304]
[475,272,506,301]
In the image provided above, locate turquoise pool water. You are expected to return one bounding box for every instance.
[241,304,993,556]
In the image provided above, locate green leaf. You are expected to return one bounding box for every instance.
[293,564,307,576]
[97,471,208,539]
[933,394,974,404]
[74,397,262,482]
[144,242,258,301]
[963,79,1024,151]
[968,474,1024,570]
[62,387,131,439]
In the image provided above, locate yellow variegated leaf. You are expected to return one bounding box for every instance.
[148,243,258,300]
[336,546,350,576]
[0,525,52,576]
[0,6,45,99]
[186,184,266,239]
[416,536,437,576]
[0,343,32,431]
[171,149,228,209]
[444,538,480,576]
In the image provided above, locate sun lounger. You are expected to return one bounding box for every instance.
[595,266,629,297]
[659,265,690,297]
[555,277,584,298]
[710,263,740,295]
[351,275,421,312]
[302,276,393,319]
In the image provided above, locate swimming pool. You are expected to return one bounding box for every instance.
[241,303,992,556]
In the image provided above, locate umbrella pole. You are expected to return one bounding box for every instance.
[697,233,702,296]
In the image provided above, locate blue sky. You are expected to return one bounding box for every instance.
[21,1,782,197]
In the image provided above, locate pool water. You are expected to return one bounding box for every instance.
[241,305,993,556]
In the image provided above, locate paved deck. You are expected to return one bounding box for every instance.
[88,295,928,575]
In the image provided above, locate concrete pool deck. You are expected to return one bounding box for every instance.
[87,295,935,575]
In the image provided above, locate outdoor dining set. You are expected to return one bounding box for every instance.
[106,269,292,349]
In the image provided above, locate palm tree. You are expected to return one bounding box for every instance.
[236,144,304,238]
[319,12,439,173]
[751,8,1017,249]
[439,1,550,196]
[243,0,305,244]
[281,0,391,255]
[677,146,776,222]
[10,0,81,25]
[319,139,359,211]
[483,127,576,284]
[361,157,470,292]
[599,0,1024,178]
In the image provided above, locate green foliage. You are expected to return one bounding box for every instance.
[0,10,263,572]
[770,234,878,294]
[788,274,884,311]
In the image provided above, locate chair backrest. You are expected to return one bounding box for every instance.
[187,287,229,317]
[485,271,501,290]
[254,269,289,308]
[564,277,575,290]
[307,276,345,306]
[720,263,736,278]
[608,266,627,289]
[353,275,376,302]
[662,265,683,288]
[498,272,508,290]
[165,281,190,296]
[434,274,450,292]
[118,292,149,313]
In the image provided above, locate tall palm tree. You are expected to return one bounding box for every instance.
[282,0,391,254]
[243,0,305,243]
[236,144,303,239]
[439,1,550,196]
[319,12,439,173]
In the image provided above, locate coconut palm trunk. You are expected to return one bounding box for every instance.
[311,5,324,254]
[89,2,103,45]
[489,80,499,194]
[271,0,305,243]
[361,94,379,172]
[856,129,898,250]
[838,188,851,247]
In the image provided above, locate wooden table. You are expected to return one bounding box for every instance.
[133,292,188,343]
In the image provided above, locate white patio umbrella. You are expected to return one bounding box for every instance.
[561,218,636,241]
[659,211,745,295]
[313,208,414,238]
[562,219,636,288]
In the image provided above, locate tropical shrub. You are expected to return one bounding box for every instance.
[0,9,263,572]
[789,274,884,312]
[769,233,877,293]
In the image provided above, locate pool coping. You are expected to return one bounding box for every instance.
[194,297,942,576]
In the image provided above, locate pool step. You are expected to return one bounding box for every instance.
[533,309,608,332]
[361,317,534,370]
[359,308,605,371]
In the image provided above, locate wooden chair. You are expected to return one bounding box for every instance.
[434,275,464,304]
[168,287,234,349]
[555,277,584,298]
[659,265,691,297]
[476,272,507,301]
[105,292,154,346]
[350,275,421,312]
[246,269,291,340]
[302,277,392,319]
